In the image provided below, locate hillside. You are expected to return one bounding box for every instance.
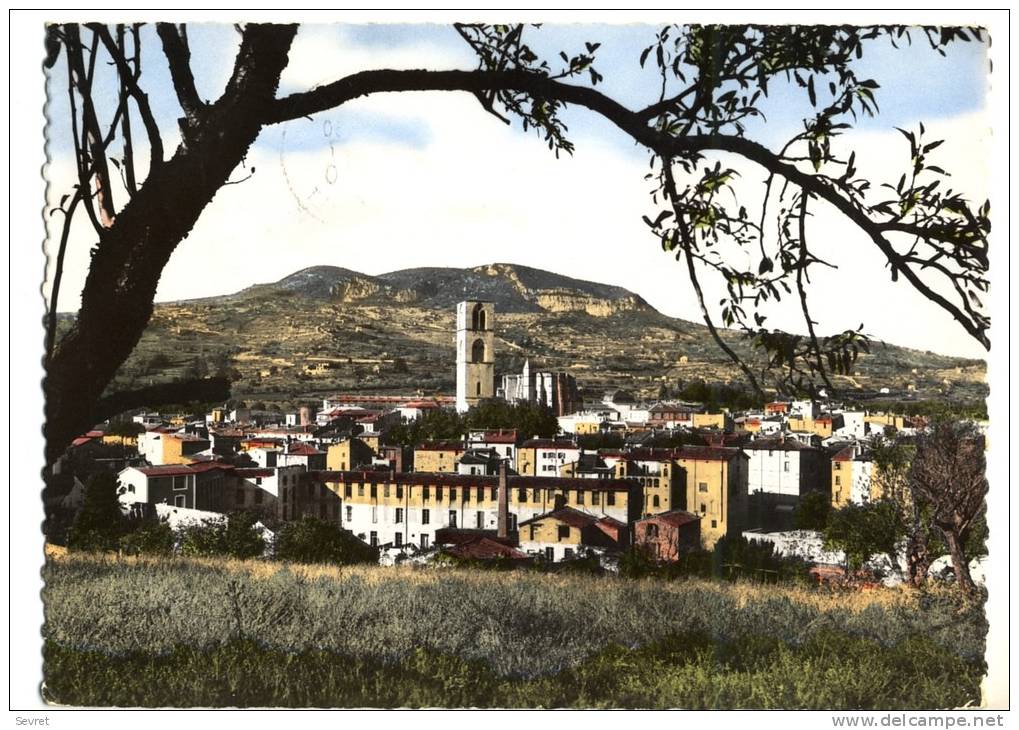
[98,263,986,409]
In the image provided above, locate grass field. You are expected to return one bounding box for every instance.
[41,553,988,708]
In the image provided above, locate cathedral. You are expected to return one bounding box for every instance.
[455,299,581,417]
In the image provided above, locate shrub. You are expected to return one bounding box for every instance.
[712,535,810,583]
[119,520,175,556]
[274,517,378,566]
[67,472,128,552]
[179,512,264,559]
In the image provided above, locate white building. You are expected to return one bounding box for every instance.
[833,411,867,440]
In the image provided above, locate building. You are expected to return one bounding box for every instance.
[311,470,641,550]
[456,300,495,412]
[414,440,465,473]
[326,437,375,472]
[634,510,702,562]
[692,412,733,432]
[673,446,750,549]
[831,446,880,507]
[118,462,234,511]
[516,438,580,476]
[276,441,327,471]
[466,430,519,462]
[137,428,210,466]
[517,507,628,562]
[744,437,830,531]
[501,359,582,417]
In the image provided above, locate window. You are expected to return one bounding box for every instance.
[545,547,554,561]
[174,494,186,508]
[422,509,430,525]
[557,525,570,541]
[476,511,484,529]
[420,534,430,549]
[783,462,790,472]
[345,505,352,522]
[370,485,377,499]
[370,531,378,548]
[529,525,537,541]
[607,492,616,506]
[652,495,660,508]
[593,491,600,505]
[476,383,481,396]
[532,490,539,503]
[372,506,378,523]
[449,488,457,502]
[436,486,443,501]
[344,484,352,498]
[384,484,390,498]
[396,486,404,500]
[700,503,706,513]
[835,476,841,486]
[576,490,584,505]
[834,462,842,471]
[255,477,263,486]
[172,476,187,491]
[423,486,430,500]
[395,532,403,547]
[490,487,498,501]
[711,520,717,529]
[698,482,709,493]
[358,485,364,497]
[448,511,457,527]
[518,489,527,502]
[472,338,486,363]
[564,548,574,560]
[395,508,404,523]
[462,489,469,502]
[646,523,659,538]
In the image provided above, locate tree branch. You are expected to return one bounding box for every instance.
[88,23,164,172]
[156,23,205,120]
[93,377,232,425]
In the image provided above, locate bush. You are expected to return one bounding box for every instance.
[274,517,378,566]
[179,512,265,559]
[119,520,176,556]
[712,535,810,583]
[67,473,128,552]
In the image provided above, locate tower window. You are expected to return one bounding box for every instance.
[471,303,486,331]
[472,338,485,363]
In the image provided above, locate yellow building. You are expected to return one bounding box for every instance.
[413,441,464,473]
[865,413,907,430]
[787,416,835,439]
[159,433,210,465]
[692,412,732,432]
[326,437,375,472]
[673,446,749,549]
[101,433,138,448]
[831,447,882,508]
[314,471,640,548]
[608,449,684,517]
[575,421,602,435]
[358,431,381,452]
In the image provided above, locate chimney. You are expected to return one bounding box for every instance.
[497,459,509,539]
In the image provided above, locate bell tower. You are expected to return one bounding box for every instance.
[456,300,495,412]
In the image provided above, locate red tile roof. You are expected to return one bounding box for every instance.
[236,468,275,478]
[519,506,599,530]
[639,510,701,528]
[445,538,527,561]
[520,438,579,449]
[286,442,324,456]
[474,430,518,444]
[415,441,465,452]
[311,470,639,492]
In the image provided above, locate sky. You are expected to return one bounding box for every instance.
[42,23,992,358]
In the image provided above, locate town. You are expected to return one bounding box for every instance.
[46,298,968,582]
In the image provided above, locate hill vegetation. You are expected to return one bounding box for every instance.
[63,263,985,412]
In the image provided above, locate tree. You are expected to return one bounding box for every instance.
[908,420,987,594]
[822,500,902,577]
[67,472,127,551]
[794,489,831,531]
[179,512,265,559]
[274,517,378,566]
[43,23,990,464]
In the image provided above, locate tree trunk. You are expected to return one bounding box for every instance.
[942,527,975,595]
[43,25,297,465]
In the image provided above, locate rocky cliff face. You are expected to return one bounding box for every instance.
[533,290,648,317]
